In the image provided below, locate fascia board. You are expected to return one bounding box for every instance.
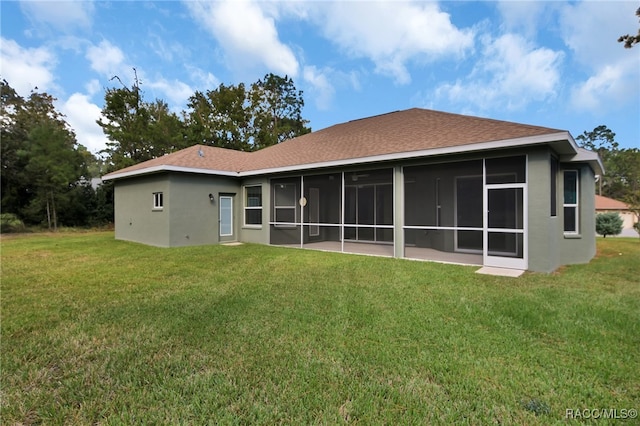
[239,132,574,177]
[103,132,580,180]
[102,165,239,181]
[560,148,605,176]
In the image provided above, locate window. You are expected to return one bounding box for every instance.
[244,185,262,226]
[563,170,578,233]
[274,183,296,226]
[153,192,163,210]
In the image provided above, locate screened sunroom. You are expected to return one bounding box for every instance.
[403,155,526,268]
[269,168,396,257]
[269,155,527,268]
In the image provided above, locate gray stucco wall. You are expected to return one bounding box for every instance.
[167,173,241,247]
[527,148,558,272]
[114,174,171,247]
[527,148,597,272]
[113,147,598,271]
[557,163,597,266]
[114,172,242,247]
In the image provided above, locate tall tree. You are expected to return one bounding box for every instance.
[185,83,252,151]
[0,80,91,229]
[577,125,640,216]
[618,7,640,48]
[98,71,187,172]
[0,80,30,215]
[185,73,310,152]
[24,122,87,230]
[249,73,310,150]
[576,125,618,196]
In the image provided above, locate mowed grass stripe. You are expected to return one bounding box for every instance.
[1,232,638,424]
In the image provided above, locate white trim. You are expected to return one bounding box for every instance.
[243,185,262,227]
[563,170,580,234]
[560,148,605,176]
[219,196,233,237]
[482,155,529,270]
[103,165,239,181]
[104,132,578,181]
[241,132,573,177]
[152,192,164,210]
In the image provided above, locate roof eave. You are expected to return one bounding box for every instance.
[102,165,239,181]
[102,131,595,180]
[559,147,605,176]
[240,131,578,176]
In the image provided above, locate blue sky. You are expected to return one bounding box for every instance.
[1,0,639,155]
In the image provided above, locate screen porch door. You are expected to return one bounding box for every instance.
[483,184,527,270]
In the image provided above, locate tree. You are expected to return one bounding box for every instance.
[23,116,90,230]
[98,71,187,172]
[249,73,311,150]
[618,7,640,48]
[0,81,92,229]
[596,212,623,237]
[576,126,640,220]
[184,73,311,152]
[185,83,252,151]
[0,80,30,216]
[576,125,618,196]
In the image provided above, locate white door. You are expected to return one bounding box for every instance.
[483,184,527,269]
[219,196,233,239]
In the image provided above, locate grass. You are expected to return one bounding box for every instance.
[1,232,639,424]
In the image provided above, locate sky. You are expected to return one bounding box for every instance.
[1,0,639,156]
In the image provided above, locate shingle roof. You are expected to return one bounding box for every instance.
[103,108,569,180]
[245,108,563,171]
[103,145,251,177]
[595,195,630,210]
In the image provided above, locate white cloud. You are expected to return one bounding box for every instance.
[570,57,640,113]
[559,1,637,67]
[20,0,94,32]
[85,40,126,77]
[185,0,299,76]
[85,79,101,96]
[146,77,194,110]
[434,34,563,111]
[306,1,474,84]
[0,38,57,96]
[59,93,108,154]
[147,32,187,63]
[303,66,335,110]
[186,65,220,91]
[559,1,640,113]
[495,1,549,38]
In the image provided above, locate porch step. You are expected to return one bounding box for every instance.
[475,266,525,277]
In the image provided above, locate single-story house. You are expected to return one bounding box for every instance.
[102,108,603,273]
[595,194,638,236]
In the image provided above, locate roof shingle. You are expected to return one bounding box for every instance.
[103,108,566,179]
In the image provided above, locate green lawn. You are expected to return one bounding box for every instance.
[1,232,638,424]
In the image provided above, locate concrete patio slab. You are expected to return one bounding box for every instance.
[475,266,525,277]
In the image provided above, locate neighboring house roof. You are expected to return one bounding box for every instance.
[595,195,630,211]
[103,108,604,181]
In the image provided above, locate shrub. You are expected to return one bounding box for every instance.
[595,212,623,238]
[0,213,26,233]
